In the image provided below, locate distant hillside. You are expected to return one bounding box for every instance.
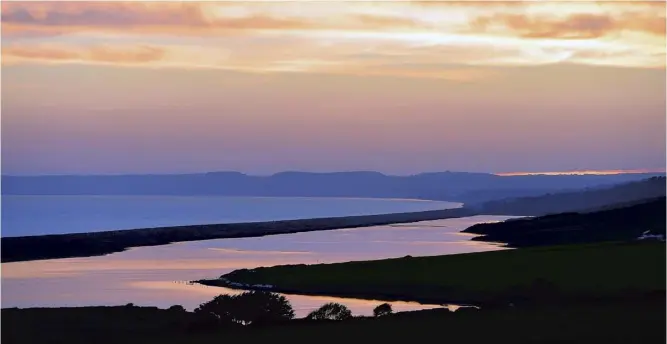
[463,197,666,247]
[468,177,666,216]
[2,171,662,204]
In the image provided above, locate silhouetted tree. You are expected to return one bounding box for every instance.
[306,302,353,321]
[168,305,186,313]
[373,303,393,317]
[194,294,236,323]
[194,291,294,325]
[233,291,295,325]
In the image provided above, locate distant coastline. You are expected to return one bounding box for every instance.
[4,171,661,205]
[1,207,477,263]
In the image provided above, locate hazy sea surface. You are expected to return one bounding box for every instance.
[1,195,461,237]
[2,215,520,317]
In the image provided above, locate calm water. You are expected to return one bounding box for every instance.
[1,195,461,237]
[1,215,519,317]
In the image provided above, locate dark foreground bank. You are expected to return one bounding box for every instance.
[464,197,666,247]
[3,298,664,344]
[1,207,475,263]
[201,241,665,307]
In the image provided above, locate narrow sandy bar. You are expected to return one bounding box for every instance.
[1,207,476,263]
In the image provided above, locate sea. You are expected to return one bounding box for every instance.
[1,195,461,237]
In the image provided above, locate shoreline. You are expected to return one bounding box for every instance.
[1,207,477,263]
[194,279,484,308]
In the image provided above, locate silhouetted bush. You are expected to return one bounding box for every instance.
[373,303,393,317]
[306,302,353,321]
[194,291,295,326]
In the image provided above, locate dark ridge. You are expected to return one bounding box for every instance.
[3,171,662,204]
[463,197,666,247]
[1,207,475,263]
[467,177,666,216]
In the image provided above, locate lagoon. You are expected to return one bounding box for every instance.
[1,215,518,317]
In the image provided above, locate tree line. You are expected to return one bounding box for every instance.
[179,291,394,329]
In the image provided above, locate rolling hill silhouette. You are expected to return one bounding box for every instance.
[2,171,662,204]
[468,177,666,215]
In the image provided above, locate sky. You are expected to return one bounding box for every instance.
[1,1,665,175]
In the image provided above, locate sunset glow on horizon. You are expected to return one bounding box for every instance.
[2,1,665,175]
[495,169,667,177]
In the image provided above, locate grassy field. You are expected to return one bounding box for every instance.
[207,241,665,306]
[3,299,664,344]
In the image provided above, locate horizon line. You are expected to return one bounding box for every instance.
[1,169,665,178]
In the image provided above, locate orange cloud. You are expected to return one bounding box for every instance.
[0,2,433,38]
[1,1,664,74]
[469,10,665,39]
[0,2,318,39]
[88,45,166,64]
[3,45,81,61]
[3,44,167,65]
[350,14,428,31]
[411,1,527,8]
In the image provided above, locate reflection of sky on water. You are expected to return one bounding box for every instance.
[1,215,519,317]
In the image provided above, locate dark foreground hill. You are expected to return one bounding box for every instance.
[4,241,665,344]
[468,177,666,216]
[210,241,664,307]
[464,197,666,247]
[2,171,662,204]
[2,298,664,344]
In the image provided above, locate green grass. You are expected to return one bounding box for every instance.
[3,300,665,344]
[215,241,665,305]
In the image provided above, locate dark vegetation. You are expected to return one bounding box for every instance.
[305,302,353,320]
[201,241,665,307]
[373,303,393,317]
[0,207,473,262]
[464,197,666,247]
[3,171,661,203]
[194,291,294,326]
[469,177,666,215]
[3,294,664,344]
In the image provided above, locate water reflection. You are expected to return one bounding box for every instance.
[1,215,518,317]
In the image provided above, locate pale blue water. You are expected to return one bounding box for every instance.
[1,195,461,237]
